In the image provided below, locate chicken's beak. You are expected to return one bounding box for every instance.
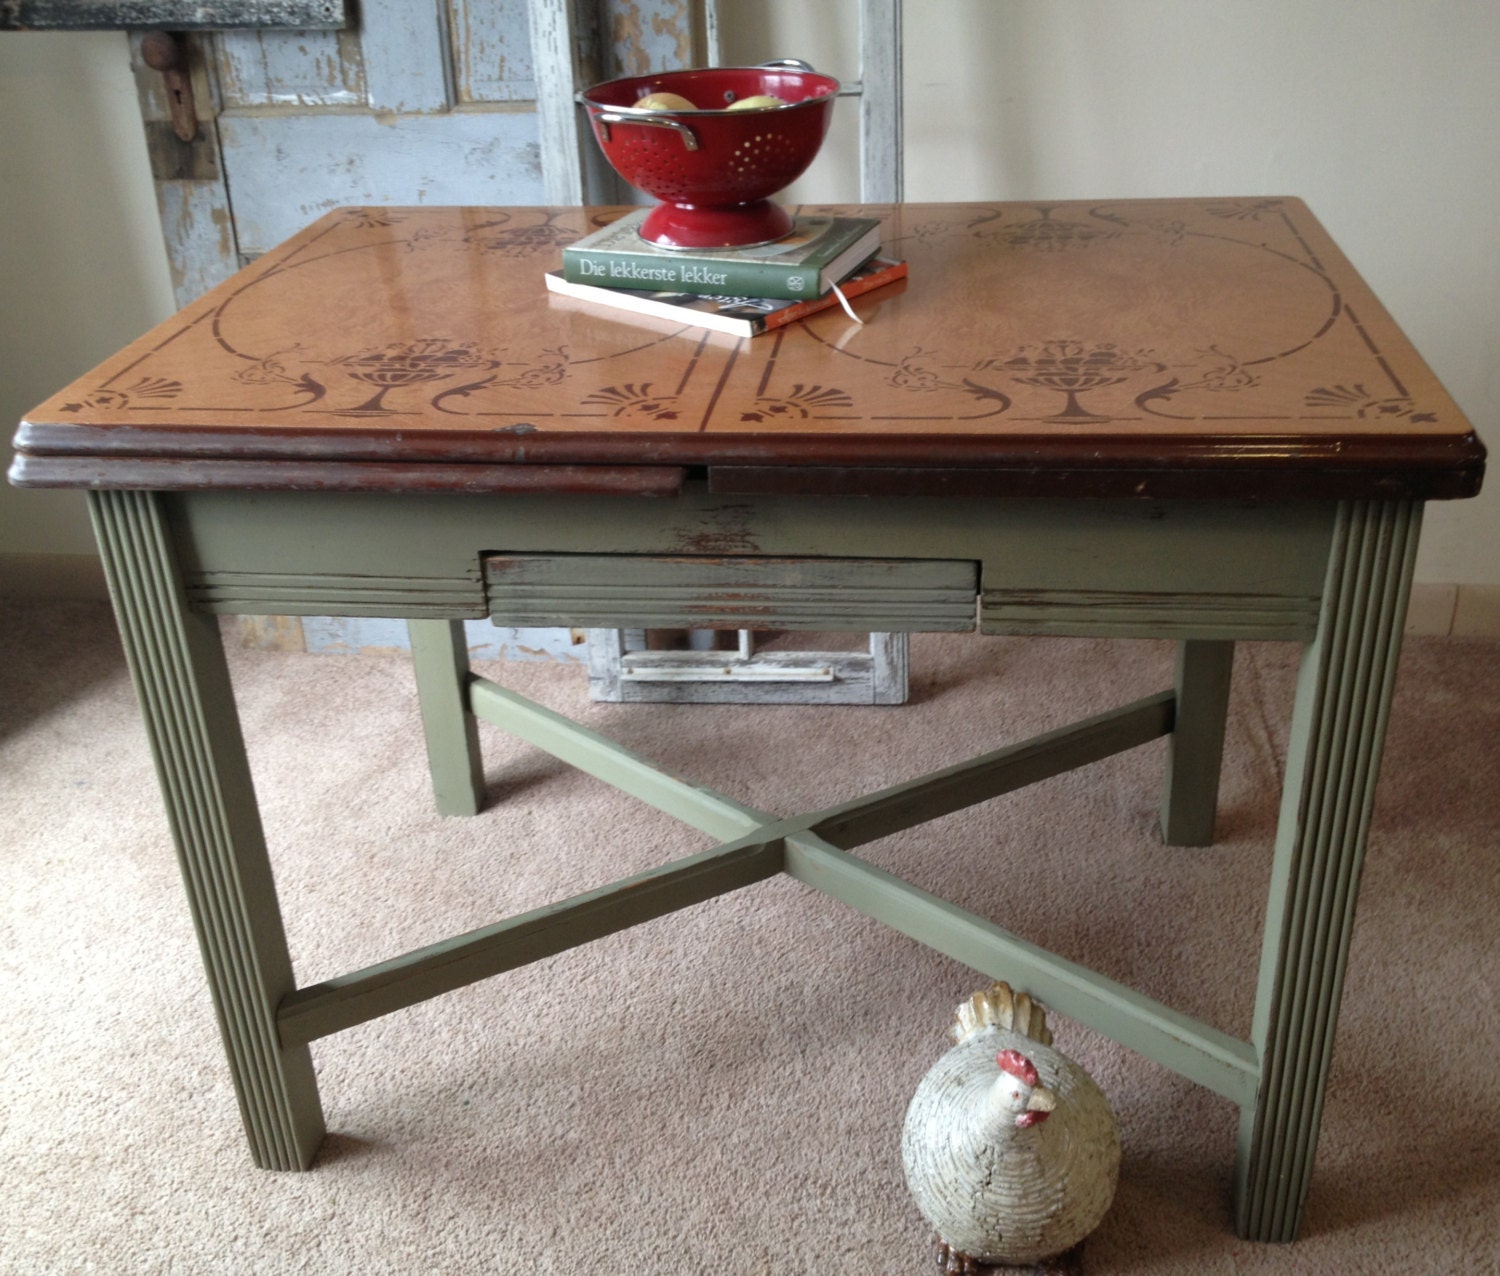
[1017,1085,1056,1128]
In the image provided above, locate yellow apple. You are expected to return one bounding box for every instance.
[725,94,788,111]
[633,91,697,111]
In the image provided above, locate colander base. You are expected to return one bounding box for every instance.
[640,198,794,250]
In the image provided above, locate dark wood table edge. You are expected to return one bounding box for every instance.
[10,422,1485,501]
[6,453,687,497]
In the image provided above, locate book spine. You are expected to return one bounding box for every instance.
[561,249,828,300]
[758,259,909,334]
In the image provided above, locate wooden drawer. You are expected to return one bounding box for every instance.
[484,554,977,631]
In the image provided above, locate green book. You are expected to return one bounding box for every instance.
[560,209,882,301]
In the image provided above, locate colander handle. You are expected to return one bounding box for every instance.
[594,111,700,152]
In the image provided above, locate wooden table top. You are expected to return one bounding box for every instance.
[10,198,1484,501]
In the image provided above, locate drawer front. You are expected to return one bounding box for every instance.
[484,554,978,631]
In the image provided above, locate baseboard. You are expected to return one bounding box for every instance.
[1405,582,1500,637]
[1451,584,1500,637]
[0,552,108,601]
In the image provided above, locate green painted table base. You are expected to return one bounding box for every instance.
[87,487,1419,1244]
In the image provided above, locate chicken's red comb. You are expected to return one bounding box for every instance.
[996,1049,1039,1087]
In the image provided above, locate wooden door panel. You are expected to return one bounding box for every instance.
[449,0,538,103]
[128,0,702,655]
[216,28,365,106]
[217,113,545,253]
[154,179,238,301]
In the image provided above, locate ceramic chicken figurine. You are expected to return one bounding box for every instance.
[901,982,1120,1274]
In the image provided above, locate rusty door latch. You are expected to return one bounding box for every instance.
[141,31,198,142]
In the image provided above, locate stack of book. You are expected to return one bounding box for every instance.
[544,207,907,337]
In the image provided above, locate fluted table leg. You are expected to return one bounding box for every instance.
[1235,500,1421,1241]
[89,490,325,1170]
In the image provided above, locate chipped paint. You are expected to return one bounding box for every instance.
[128,0,705,657]
[604,0,696,77]
[231,614,307,652]
[609,2,649,76]
[216,27,363,107]
[297,617,586,660]
[449,0,534,103]
[217,110,544,252]
[651,0,693,67]
[155,180,240,305]
[2,0,346,29]
[210,203,235,259]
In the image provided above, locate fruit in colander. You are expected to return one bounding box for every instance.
[579,64,839,248]
[634,91,697,111]
[725,94,787,111]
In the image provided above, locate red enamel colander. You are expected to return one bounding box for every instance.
[577,62,840,249]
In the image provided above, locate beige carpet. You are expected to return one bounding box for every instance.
[3,600,1497,1274]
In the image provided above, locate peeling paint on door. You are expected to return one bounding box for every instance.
[130,0,704,656]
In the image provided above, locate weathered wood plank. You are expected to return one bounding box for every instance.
[620,650,839,682]
[3,0,346,29]
[596,645,895,706]
[215,110,543,252]
[589,623,956,706]
[449,0,535,103]
[870,629,908,705]
[215,28,363,107]
[858,0,903,201]
[527,0,592,204]
[586,625,627,699]
[294,618,584,660]
[232,614,307,651]
[152,172,241,307]
[600,0,697,75]
[485,553,978,630]
[361,0,451,112]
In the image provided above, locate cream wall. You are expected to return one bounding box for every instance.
[720,0,1499,593]
[1,7,1495,597]
[0,33,176,571]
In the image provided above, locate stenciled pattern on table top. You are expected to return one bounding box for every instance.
[774,199,1442,430]
[57,208,699,425]
[46,201,1449,435]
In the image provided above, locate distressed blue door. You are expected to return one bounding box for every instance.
[132,0,702,657]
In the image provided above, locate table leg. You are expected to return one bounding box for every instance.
[408,619,486,816]
[1160,640,1234,846]
[1235,500,1420,1241]
[89,490,326,1170]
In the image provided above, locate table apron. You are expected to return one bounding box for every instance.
[166,487,1338,642]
